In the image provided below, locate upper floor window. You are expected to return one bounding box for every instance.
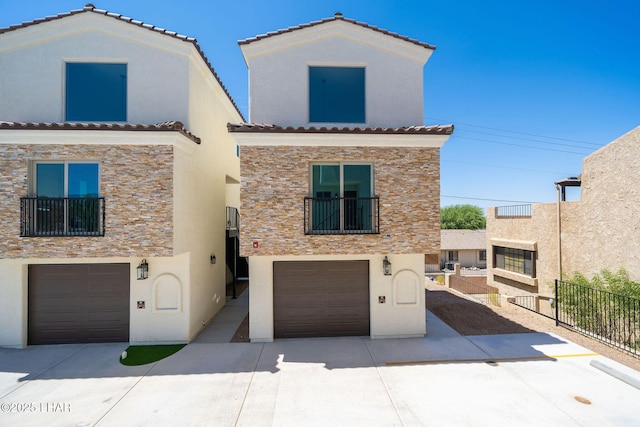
[66,63,127,121]
[494,246,535,277]
[21,162,104,237]
[304,163,378,234]
[309,66,365,123]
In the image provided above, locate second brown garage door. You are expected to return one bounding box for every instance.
[273,260,369,338]
[28,263,130,345]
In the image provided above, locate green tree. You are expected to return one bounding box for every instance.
[440,204,486,229]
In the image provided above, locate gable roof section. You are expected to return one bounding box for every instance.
[0,121,201,144]
[227,123,453,135]
[0,3,244,121]
[441,230,487,251]
[238,12,436,51]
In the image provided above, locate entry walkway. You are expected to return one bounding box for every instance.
[192,286,249,343]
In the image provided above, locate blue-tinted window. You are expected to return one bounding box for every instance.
[66,63,127,121]
[309,67,365,123]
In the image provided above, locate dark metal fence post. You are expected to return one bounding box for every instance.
[555,279,559,326]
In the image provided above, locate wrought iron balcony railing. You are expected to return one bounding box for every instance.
[304,196,380,235]
[20,197,105,237]
[226,206,240,237]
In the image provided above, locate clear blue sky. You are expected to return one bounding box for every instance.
[2,1,639,210]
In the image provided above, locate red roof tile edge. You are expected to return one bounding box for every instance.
[238,12,436,51]
[0,4,245,121]
[0,120,201,144]
[226,123,454,135]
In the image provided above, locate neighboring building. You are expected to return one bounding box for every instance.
[229,13,453,341]
[0,5,242,347]
[440,230,487,269]
[487,126,640,298]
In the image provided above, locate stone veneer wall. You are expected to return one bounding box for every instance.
[0,143,173,258]
[240,145,440,256]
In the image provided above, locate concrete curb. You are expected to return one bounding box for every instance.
[590,359,640,390]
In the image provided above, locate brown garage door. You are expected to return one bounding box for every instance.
[28,263,130,345]
[273,260,369,338]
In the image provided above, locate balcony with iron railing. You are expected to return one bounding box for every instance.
[20,197,105,237]
[304,196,380,235]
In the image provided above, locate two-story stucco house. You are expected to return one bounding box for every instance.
[0,5,242,347]
[229,14,453,341]
[486,126,640,298]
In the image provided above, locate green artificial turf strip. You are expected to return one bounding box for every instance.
[120,344,186,366]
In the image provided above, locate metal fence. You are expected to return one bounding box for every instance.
[511,295,555,319]
[495,204,531,218]
[449,275,501,307]
[555,280,640,356]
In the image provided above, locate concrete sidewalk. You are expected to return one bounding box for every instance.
[1,290,640,426]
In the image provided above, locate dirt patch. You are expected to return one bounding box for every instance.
[231,313,249,343]
[426,285,535,335]
[426,281,640,371]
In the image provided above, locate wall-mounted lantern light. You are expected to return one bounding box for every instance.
[210,254,217,264]
[136,259,149,280]
[383,256,392,276]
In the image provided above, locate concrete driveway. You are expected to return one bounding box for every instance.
[1,312,640,426]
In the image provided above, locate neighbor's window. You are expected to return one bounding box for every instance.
[448,251,459,262]
[66,63,127,121]
[479,250,487,262]
[309,66,365,123]
[493,246,535,277]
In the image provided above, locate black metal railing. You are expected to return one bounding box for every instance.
[226,206,239,232]
[450,275,501,307]
[556,280,640,356]
[511,295,555,319]
[495,204,531,218]
[20,197,105,237]
[304,196,380,235]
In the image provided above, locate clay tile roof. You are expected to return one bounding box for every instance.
[238,12,436,51]
[226,122,454,135]
[0,120,201,144]
[0,4,244,121]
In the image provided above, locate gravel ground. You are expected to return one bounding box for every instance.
[426,280,640,372]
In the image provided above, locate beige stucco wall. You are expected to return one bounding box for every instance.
[179,56,242,341]
[487,126,640,297]
[240,145,440,257]
[486,203,560,297]
[0,13,191,125]
[248,253,426,342]
[240,20,432,127]
[570,127,640,281]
